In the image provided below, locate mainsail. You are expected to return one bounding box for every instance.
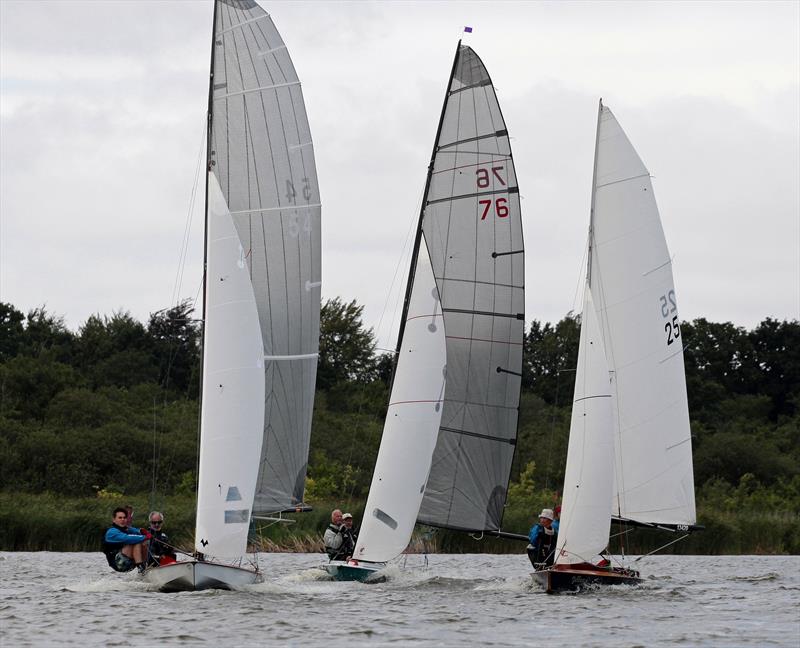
[353,42,523,563]
[196,0,321,557]
[588,102,695,527]
[416,44,524,532]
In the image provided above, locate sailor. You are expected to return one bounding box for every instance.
[341,512,358,557]
[323,509,348,560]
[102,507,150,574]
[526,508,558,569]
[146,511,177,567]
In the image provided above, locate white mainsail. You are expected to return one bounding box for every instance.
[195,0,321,558]
[589,102,695,527]
[554,288,614,565]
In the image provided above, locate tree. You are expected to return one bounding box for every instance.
[523,315,581,404]
[317,297,378,390]
[0,303,24,362]
[147,300,201,395]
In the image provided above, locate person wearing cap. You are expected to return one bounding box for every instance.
[526,508,559,569]
[341,512,358,558]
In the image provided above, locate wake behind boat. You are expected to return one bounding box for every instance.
[143,0,321,592]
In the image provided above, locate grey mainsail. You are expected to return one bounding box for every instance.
[210,0,321,513]
[416,44,524,532]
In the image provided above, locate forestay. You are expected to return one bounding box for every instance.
[554,288,614,565]
[209,0,321,515]
[417,44,524,532]
[589,103,695,527]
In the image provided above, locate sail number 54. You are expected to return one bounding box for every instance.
[660,289,680,346]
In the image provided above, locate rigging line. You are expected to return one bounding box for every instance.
[375,183,426,351]
[171,118,207,307]
[634,534,690,561]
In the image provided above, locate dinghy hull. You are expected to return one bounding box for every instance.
[322,560,386,583]
[532,565,640,594]
[142,560,261,592]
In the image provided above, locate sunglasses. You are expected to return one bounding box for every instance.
[151,520,163,525]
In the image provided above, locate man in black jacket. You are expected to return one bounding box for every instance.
[146,511,177,567]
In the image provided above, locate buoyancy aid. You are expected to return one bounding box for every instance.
[101,523,129,567]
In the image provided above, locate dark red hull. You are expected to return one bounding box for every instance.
[532,565,641,593]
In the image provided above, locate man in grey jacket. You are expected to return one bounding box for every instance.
[323,509,348,560]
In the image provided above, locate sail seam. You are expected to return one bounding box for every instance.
[218,14,271,36]
[595,172,650,190]
[215,81,300,100]
[573,394,612,403]
[435,276,523,290]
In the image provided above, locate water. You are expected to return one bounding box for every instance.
[1,553,798,646]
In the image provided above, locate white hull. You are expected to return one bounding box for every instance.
[142,560,261,592]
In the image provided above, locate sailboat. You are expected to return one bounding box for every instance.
[532,100,699,593]
[144,0,321,592]
[324,40,524,582]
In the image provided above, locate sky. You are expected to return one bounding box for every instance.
[1,0,798,350]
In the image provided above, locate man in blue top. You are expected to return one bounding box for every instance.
[526,508,558,569]
[102,507,150,573]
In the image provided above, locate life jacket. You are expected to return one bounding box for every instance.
[101,523,128,567]
[533,527,558,565]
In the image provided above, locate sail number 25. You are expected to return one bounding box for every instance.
[660,289,680,346]
[476,166,508,220]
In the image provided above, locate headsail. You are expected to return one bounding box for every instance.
[416,44,524,532]
[196,0,321,556]
[554,288,614,565]
[589,102,695,527]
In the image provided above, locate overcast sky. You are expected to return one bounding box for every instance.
[1,0,798,349]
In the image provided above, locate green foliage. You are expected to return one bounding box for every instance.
[0,298,798,554]
[317,297,379,389]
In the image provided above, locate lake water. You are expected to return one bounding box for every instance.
[1,552,798,646]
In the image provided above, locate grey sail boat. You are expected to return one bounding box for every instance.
[325,41,524,581]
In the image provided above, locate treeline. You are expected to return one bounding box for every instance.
[0,300,798,552]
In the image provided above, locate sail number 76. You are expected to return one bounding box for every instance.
[476,166,509,221]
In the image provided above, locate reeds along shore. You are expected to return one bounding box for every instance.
[1,492,798,555]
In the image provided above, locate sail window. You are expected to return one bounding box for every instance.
[226,486,242,502]
[224,509,249,524]
[373,508,398,530]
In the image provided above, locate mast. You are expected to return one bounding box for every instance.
[194,0,218,518]
[586,98,603,288]
[394,40,462,359]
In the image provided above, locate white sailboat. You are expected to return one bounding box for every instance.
[145,0,321,592]
[532,100,698,593]
[325,41,524,581]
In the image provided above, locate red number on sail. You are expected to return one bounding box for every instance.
[492,167,506,185]
[476,168,490,188]
[479,198,510,220]
[479,199,492,220]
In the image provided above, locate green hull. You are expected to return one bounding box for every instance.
[323,561,386,583]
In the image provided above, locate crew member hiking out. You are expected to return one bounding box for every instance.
[103,507,150,574]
